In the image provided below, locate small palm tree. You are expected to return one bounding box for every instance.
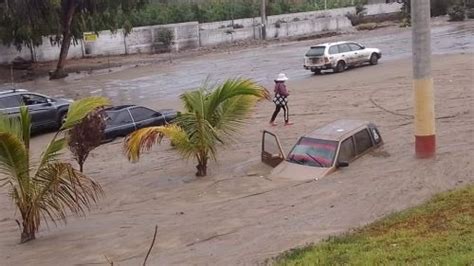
[0,97,109,243]
[124,79,268,177]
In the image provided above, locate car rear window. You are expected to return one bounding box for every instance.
[106,110,132,126]
[287,137,338,168]
[130,107,157,122]
[305,46,326,57]
[0,95,22,108]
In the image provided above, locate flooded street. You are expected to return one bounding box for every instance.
[14,21,474,107]
[1,18,473,265]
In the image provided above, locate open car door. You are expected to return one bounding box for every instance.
[261,130,286,167]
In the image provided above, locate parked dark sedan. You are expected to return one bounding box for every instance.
[103,105,178,141]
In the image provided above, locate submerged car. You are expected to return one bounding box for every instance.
[0,89,72,132]
[103,105,177,141]
[303,41,382,74]
[261,119,383,181]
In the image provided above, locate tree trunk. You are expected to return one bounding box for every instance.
[79,162,83,173]
[50,0,77,80]
[195,154,208,177]
[20,220,36,243]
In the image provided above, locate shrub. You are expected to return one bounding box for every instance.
[466,8,474,19]
[157,28,174,48]
[448,5,466,21]
[356,23,377,31]
[431,0,450,17]
[68,109,107,172]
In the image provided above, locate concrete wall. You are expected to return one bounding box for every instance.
[0,3,401,64]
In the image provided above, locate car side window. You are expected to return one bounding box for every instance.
[329,46,339,55]
[106,110,132,126]
[22,94,48,105]
[355,129,373,154]
[348,43,363,51]
[369,127,382,144]
[338,44,351,53]
[338,137,355,162]
[0,95,22,108]
[130,107,157,122]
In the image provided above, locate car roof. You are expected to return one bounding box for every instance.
[303,119,370,141]
[105,105,136,111]
[310,41,357,48]
[0,89,28,96]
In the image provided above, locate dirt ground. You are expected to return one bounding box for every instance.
[0,51,473,265]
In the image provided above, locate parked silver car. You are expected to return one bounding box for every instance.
[303,41,382,74]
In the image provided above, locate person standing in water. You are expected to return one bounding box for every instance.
[270,73,293,126]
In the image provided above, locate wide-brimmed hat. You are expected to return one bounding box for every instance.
[275,73,289,81]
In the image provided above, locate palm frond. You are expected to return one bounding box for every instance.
[180,89,207,114]
[175,113,220,160]
[205,79,268,119]
[0,132,29,184]
[212,94,260,140]
[61,97,110,130]
[33,162,103,225]
[0,112,23,141]
[19,107,31,151]
[124,124,193,162]
[36,138,66,175]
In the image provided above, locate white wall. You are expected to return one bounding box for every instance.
[0,3,401,64]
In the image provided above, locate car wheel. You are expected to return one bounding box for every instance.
[334,61,345,73]
[58,111,67,127]
[370,53,379,65]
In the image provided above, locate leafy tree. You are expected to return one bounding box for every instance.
[68,109,107,173]
[0,0,147,79]
[0,97,109,243]
[124,79,268,177]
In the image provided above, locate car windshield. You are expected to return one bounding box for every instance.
[305,46,325,57]
[287,137,338,168]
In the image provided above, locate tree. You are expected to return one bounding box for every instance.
[124,79,268,177]
[0,0,147,79]
[0,97,110,243]
[68,109,107,173]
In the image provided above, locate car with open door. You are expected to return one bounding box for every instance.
[262,119,383,181]
[103,105,177,142]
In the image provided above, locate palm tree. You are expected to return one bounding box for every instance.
[0,97,109,243]
[124,78,268,177]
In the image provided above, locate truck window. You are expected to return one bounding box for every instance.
[355,129,373,154]
[338,137,355,162]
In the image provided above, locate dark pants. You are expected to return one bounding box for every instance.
[270,104,289,123]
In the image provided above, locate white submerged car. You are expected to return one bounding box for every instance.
[303,41,382,74]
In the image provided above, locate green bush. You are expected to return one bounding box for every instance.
[122,0,369,27]
[448,5,466,21]
[466,8,474,18]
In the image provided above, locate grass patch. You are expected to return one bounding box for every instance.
[273,185,474,265]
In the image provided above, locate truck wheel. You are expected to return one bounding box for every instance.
[370,53,379,65]
[334,61,345,73]
[312,69,321,75]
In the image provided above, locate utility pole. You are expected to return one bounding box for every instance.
[412,0,436,158]
[261,0,267,40]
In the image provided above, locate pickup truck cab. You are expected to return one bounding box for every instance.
[262,119,383,181]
